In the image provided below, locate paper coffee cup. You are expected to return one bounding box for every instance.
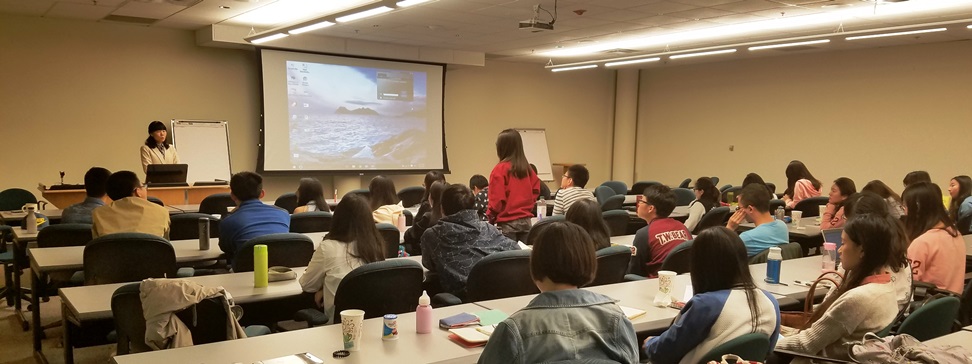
[791,210,803,227]
[654,270,677,306]
[341,309,365,351]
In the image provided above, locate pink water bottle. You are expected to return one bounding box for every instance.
[415,290,433,334]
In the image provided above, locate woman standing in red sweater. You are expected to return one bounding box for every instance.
[487,129,540,242]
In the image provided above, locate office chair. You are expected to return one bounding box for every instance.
[672,188,696,206]
[599,181,629,196]
[376,223,401,258]
[587,245,631,287]
[289,211,333,233]
[658,240,693,275]
[629,181,662,195]
[692,207,731,235]
[397,186,425,208]
[168,213,220,241]
[83,233,178,285]
[198,193,236,216]
[273,193,298,214]
[602,209,629,237]
[231,233,314,272]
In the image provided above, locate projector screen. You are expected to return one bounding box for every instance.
[259,49,447,173]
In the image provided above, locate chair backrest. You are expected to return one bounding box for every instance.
[719,184,733,193]
[766,183,777,195]
[0,188,37,211]
[601,195,625,211]
[954,214,971,235]
[629,181,661,195]
[231,233,314,272]
[749,242,802,264]
[146,196,164,206]
[83,233,176,285]
[289,211,333,233]
[658,240,693,275]
[111,283,152,355]
[898,296,961,341]
[168,213,220,241]
[397,186,425,208]
[721,186,743,203]
[36,223,92,248]
[333,259,424,323]
[959,278,972,326]
[692,206,731,235]
[600,181,628,196]
[793,196,829,217]
[594,185,616,205]
[465,249,538,301]
[678,178,692,189]
[198,193,236,216]
[673,188,696,206]
[588,245,631,287]
[601,210,629,237]
[376,223,401,258]
[709,177,720,186]
[344,188,370,201]
[768,199,785,215]
[697,332,770,364]
[273,193,298,214]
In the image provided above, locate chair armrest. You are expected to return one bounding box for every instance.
[773,349,852,363]
[243,325,271,337]
[176,267,194,278]
[624,274,647,282]
[295,308,329,327]
[432,293,463,307]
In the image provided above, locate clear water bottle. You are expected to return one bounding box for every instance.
[537,197,546,220]
[775,206,785,221]
[822,242,837,272]
[765,247,782,284]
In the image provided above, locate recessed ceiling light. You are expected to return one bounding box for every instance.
[749,39,830,50]
[845,27,947,40]
[551,65,598,72]
[669,49,737,59]
[605,57,661,67]
[288,21,335,34]
[250,33,288,44]
[219,5,231,9]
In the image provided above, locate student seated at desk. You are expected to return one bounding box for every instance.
[782,160,821,209]
[369,175,404,225]
[478,221,638,364]
[820,177,856,229]
[947,175,972,235]
[742,173,778,200]
[643,227,780,364]
[684,176,720,232]
[293,178,329,213]
[628,185,692,278]
[902,182,966,294]
[299,194,384,323]
[421,184,517,296]
[565,199,611,250]
[861,180,906,218]
[469,174,488,221]
[403,181,446,255]
[552,164,596,215]
[776,214,900,363]
[92,170,170,238]
[218,172,290,264]
[727,184,788,257]
[841,192,912,310]
[62,167,111,224]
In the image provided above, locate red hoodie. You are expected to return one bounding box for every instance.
[486,161,540,224]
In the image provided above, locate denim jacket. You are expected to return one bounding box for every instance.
[477,289,638,364]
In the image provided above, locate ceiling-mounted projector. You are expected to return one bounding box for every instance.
[519,19,554,32]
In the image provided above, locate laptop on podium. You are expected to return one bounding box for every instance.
[145,164,189,187]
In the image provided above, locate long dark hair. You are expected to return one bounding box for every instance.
[422,171,446,202]
[495,129,530,179]
[690,227,761,329]
[784,160,821,197]
[832,177,857,212]
[902,182,958,241]
[564,199,611,250]
[325,194,385,263]
[902,171,931,188]
[843,192,910,272]
[368,175,399,210]
[296,178,329,212]
[948,175,972,223]
[742,173,773,197]
[862,180,902,205]
[427,181,447,223]
[809,214,894,324]
[694,177,720,211]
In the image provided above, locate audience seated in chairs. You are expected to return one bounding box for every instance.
[403,181,446,255]
[293,177,330,213]
[478,221,638,363]
[564,199,611,250]
[91,170,170,238]
[62,167,111,224]
[552,164,596,215]
[421,184,518,297]
[727,184,789,257]
[902,182,966,294]
[627,184,691,278]
[469,174,489,221]
[298,194,385,324]
[218,171,290,265]
[684,177,720,233]
[369,175,404,225]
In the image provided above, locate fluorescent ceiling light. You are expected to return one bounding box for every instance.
[845,27,947,40]
[551,65,598,72]
[749,39,831,51]
[250,33,289,44]
[966,24,972,29]
[540,0,972,57]
[670,49,737,59]
[336,6,393,22]
[396,0,431,7]
[605,57,661,67]
[289,21,335,34]
[229,0,376,27]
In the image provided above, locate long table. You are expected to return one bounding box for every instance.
[41,185,230,209]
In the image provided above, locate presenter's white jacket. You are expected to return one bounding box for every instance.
[140,144,180,173]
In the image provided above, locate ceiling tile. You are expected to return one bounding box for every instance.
[0,0,54,16]
[631,1,699,16]
[45,2,114,20]
[673,0,743,7]
[667,7,736,21]
[711,0,783,13]
[112,1,187,19]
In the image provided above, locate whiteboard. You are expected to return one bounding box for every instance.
[172,120,232,183]
[516,129,553,181]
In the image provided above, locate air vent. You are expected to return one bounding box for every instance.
[102,15,160,25]
[601,48,637,54]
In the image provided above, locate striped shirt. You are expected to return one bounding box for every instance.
[552,187,596,215]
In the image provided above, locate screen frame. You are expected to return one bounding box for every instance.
[255,46,450,176]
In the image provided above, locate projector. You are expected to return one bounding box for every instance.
[518,20,553,32]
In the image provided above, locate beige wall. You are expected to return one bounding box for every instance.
[636,40,972,195]
[0,14,617,206]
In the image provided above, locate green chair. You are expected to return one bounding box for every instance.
[601,209,629,236]
[0,188,42,212]
[697,332,770,364]
[678,178,692,189]
[749,242,803,264]
[896,296,960,341]
[599,181,628,196]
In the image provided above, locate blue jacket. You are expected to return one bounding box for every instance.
[478,289,639,364]
[218,199,290,263]
[420,209,517,295]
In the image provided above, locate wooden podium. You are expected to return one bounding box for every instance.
[40,185,230,208]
